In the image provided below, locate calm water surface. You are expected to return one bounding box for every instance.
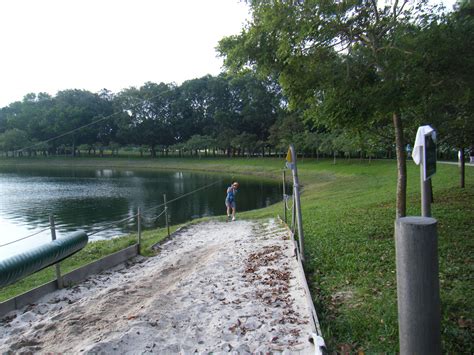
[0,166,282,259]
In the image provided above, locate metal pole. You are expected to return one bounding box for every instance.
[460,148,465,188]
[283,170,287,224]
[49,215,63,289]
[164,194,170,238]
[137,207,142,255]
[395,217,441,355]
[420,149,432,217]
[291,189,296,234]
[290,144,305,262]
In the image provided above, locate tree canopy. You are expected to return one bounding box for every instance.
[218,0,474,215]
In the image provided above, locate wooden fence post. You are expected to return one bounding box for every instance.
[137,207,142,255]
[49,215,63,289]
[164,194,170,238]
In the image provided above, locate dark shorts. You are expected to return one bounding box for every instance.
[225,199,236,209]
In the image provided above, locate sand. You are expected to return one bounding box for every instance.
[0,219,317,353]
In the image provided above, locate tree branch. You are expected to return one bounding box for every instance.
[376,45,414,55]
[371,0,380,23]
[396,0,409,19]
[392,0,400,21]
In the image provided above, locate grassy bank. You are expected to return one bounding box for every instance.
[0,157,472,352]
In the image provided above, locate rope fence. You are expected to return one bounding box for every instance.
[87,214,139,237]
[141,208,167,225]
[284,194,293,211]
[141,179,222,214]
[0,226,52,248]
[0,178,222,249]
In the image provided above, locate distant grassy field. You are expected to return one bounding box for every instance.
[0,157,472,352]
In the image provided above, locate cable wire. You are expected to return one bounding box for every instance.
[0,226,51,248]
[87,214,138,237]
[284,194,294,211]
[141,208,167,224]
[85,179,222,236]
[1,179,222,246]
[142,179,222,214]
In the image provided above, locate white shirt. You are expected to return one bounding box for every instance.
[412,125,436,165]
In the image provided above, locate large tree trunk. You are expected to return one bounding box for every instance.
[393,112,407,218]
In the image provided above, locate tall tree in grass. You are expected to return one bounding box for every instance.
[218,0,446,217]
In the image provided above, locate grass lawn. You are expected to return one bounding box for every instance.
[0,156,472,352]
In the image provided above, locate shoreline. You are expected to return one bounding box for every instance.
[0,157,286,188]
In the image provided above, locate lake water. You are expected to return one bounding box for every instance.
[0,166,282,259]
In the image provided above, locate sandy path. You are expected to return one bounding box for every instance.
[0,219,316,353]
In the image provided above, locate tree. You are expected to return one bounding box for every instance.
[268,113,305,156]
[0,93,55,153]
[177,76,217,141]
[0,129,30,156]
[218,0,448,217]
[227,72,281,143]
[231,132,259,157]
[185,135,216,158]
[50,89,114,156]
[411,4,474,187]
[319,131,341,164]
[115,82,178,156]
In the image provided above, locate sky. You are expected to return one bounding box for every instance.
[0,0,458,108]
[0,0,250,107]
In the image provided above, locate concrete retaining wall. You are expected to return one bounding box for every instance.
[0,244,138,317]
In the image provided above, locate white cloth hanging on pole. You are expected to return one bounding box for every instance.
[412,125,436,165]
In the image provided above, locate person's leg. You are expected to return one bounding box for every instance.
[226,201,232,221]
[232,202,236,220]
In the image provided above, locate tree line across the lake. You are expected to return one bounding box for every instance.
[0,2,472,167]
[0,70,428,161]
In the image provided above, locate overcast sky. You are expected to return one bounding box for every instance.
[0,0,250,107]
[0,0,457,108]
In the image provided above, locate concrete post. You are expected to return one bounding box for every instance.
[395,217,441,355]
[49,215,63,289]
[137,207,142,255]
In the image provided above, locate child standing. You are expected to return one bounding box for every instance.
[225,182,239,221]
